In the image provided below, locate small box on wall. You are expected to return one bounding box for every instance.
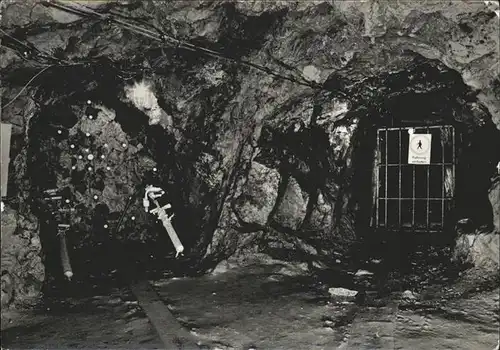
[1,123,12,197]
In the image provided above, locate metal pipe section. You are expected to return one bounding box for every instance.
[58,229,73,281]
[145,186,184,258]
[162,219,184,258]
[152,199,184,258]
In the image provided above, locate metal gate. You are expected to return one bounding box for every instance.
[374,125,456,232]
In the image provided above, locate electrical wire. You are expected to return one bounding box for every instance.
[0,27,82,66]
[42,0,100,21]
[0,28,56,64]
[0,43,38,66]
[2,65,54,109]
[0,28,32,51]
[42,0,349,98]
[1,0,350,111]
[108,9,168,39]
[73,2,164,41]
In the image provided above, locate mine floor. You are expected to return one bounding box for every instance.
[2,244,499,350]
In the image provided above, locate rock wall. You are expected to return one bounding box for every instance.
[1,0,499,304]
[489,177,500,233]
[452,175,500,280]
[1,205,44,308]
[453,232,499,279]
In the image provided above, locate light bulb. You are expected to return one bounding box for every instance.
[88,115,93,119]
[122,143,127,148]
[104,224,108,229]
[131,216,136,220]
[88,166,92,171]
[87,154,94,160]
[65,199,70,203]
[101,155,105,159]
[71,166,76,170]
[106,166,111,170]
[153,167,157,172]
[93,195,98,200]
[86,133,90,137]
[87,100,92,105]
[78,155,83,159]
[70,144,75,149]
[57,130,62,134]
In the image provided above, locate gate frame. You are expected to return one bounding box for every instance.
[373,125,456,233]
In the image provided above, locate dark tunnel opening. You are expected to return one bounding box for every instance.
[347,61,500,274]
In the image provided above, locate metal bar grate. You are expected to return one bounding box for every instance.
[412,161,415,228]
[374,125,455,232]
[426,126,430,230]
[379,197,453,200]
[385,129,388,227]
[452,128,456,210]
[441,127,445,228]
[398,128,402,228]
[381,163,454,167]
[382,125,449,131]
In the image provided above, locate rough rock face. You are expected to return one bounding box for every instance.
[489,178,500,233]
[1,0,500,304]
[452,176,500,279]
[453,233,499,277]
[27,103,159,246]
[273,176,308,230]
[233,162,281,226]
[1,205,44,308]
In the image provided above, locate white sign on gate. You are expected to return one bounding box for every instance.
[408,133,432,165]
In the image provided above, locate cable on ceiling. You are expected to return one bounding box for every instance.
[41,0,349,98]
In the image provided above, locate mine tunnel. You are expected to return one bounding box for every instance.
[1,1,499,349]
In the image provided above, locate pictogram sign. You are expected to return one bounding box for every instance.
[408,133,431,165]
